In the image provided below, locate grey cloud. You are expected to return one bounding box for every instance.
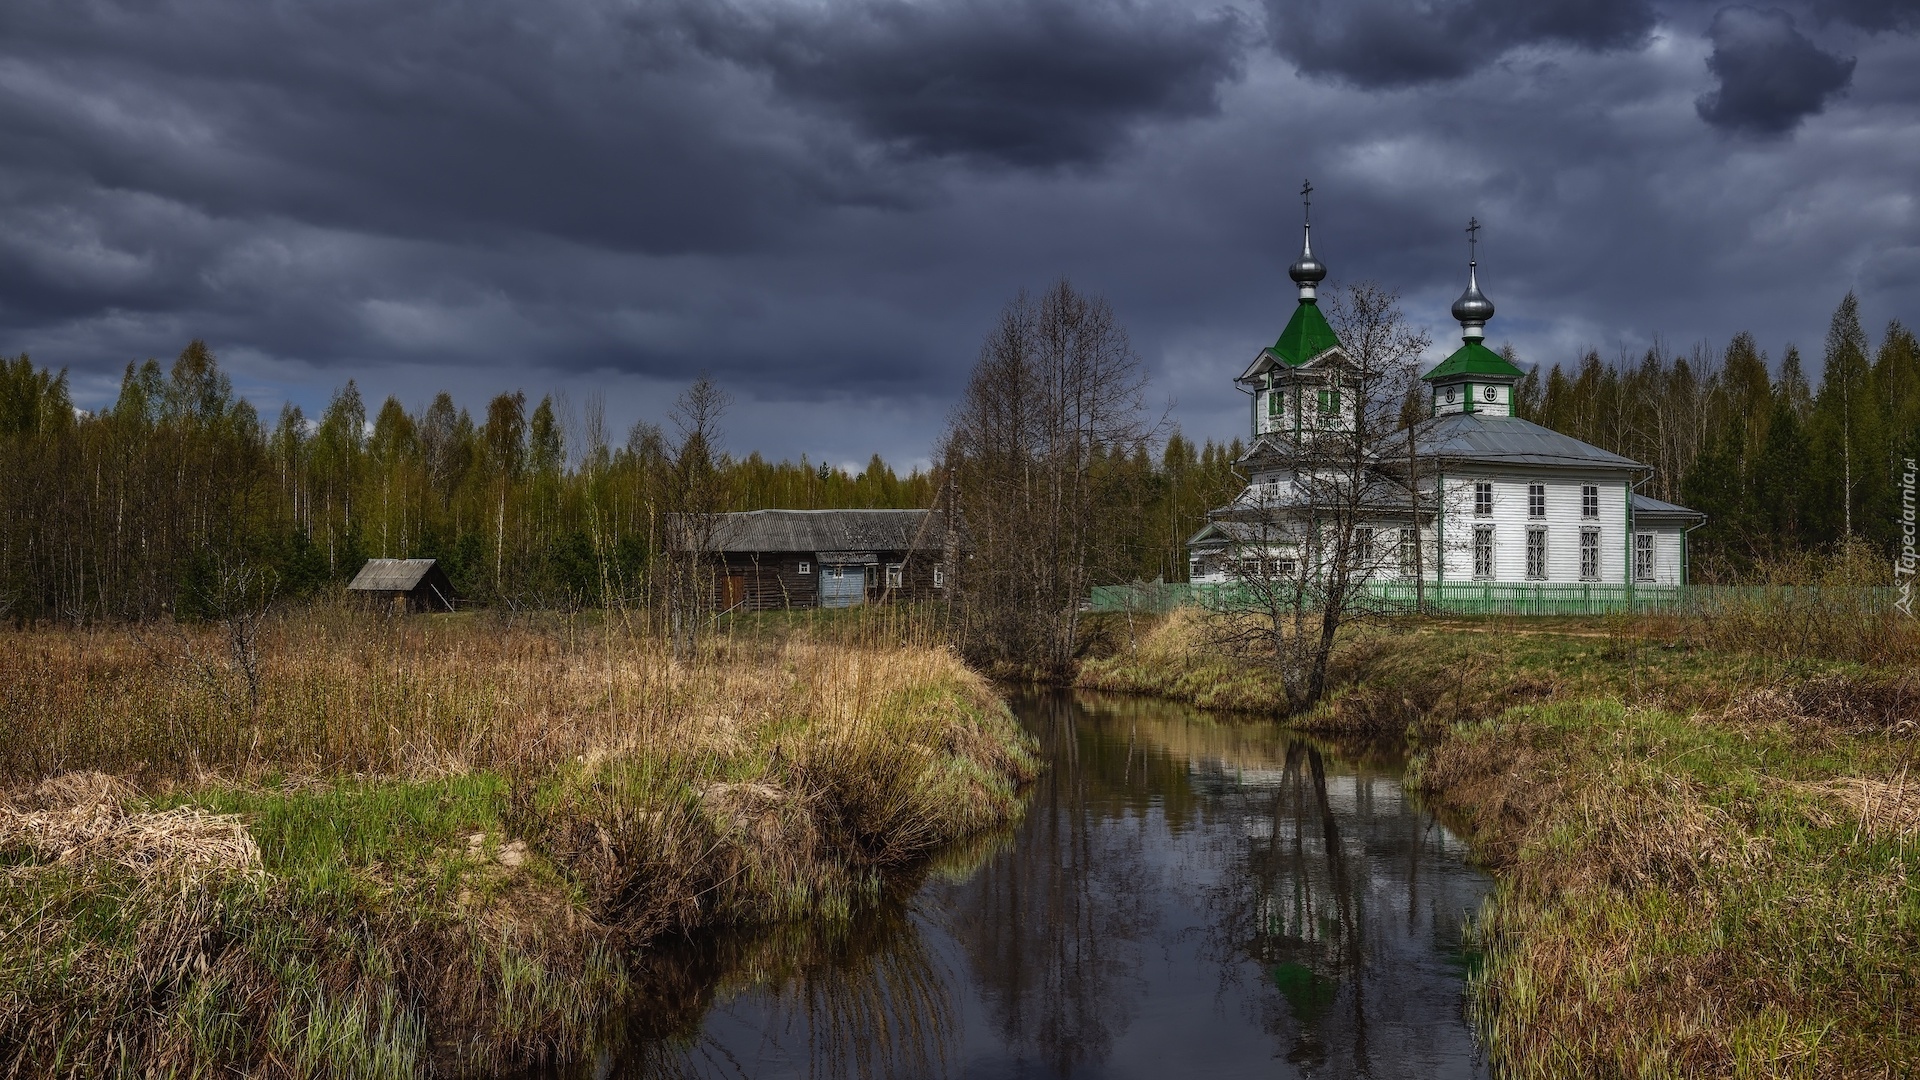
[1264,0,1656,88]
[1696,6,1856,134]
[677,0,1248,168]
[1816,0,1920,33]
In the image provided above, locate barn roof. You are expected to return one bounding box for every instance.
[689,509,950,554]
[347,558,442,592]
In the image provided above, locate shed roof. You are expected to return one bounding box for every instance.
[1408,412,1643,470]
[347,558,442,592]
[689,509,950,554]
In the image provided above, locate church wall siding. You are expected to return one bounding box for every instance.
[1440,469,1633,584]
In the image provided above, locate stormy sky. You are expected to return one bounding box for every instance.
[3,0,1917,469]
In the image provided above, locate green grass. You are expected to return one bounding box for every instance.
[1087,606,1920,1076]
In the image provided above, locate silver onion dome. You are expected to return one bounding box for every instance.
[1452,261,1494,339]
[1289,225,1327,286]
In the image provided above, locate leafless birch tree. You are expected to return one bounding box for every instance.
[944,280,1154,677]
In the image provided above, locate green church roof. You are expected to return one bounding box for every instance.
[1422,340,1525,382]
[1271,301,1341,367]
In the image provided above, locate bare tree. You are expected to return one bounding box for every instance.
[1210,282,1429,708]
[663,377,732,658]
[944,280,1154,677]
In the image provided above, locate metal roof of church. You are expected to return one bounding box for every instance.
[1411,412,1644,470]
[1632,493,1705,519]
[1270,301,1341,367]
[1422,340,1526,382]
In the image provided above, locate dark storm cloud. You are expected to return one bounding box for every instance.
[677,0,1248,168]
[1263,0,1656,88]
[1696,6,1857,134]
[1816,0,1920,33]
[0,0,878,259]
[0,0,1916,466]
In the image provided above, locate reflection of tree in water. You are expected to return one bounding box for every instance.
[931,692,1162,1074]
[607,890,956,1080]
[1193,734,1464,1076]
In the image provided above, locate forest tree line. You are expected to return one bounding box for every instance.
[1502,293,1918,581]
[1,289,1911,621]
[0,342,1243,622]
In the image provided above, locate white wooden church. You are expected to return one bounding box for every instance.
[1186,203,1703,605]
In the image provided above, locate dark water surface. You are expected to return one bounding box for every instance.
[592,691,1492,1079]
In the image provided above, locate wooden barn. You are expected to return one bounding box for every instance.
[674,509,954,611]
[346,558,457,612]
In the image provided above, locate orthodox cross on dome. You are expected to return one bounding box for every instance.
[1288,179,1326,302]
[1451,216,1494,341]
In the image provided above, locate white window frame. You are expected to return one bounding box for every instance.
[933,563,945,588]
[1528,483,1546,519]
[1398,528,1416,577]
[1634,533,1656,582]
[1473,526,1494,580]
[797,560,811,575]
[1581,484,1599,519]
[826,565,843,580]
[1525,526,1547,580]
[885,563,903,589]
[1474,481,1493,517]
[1353,526,1375,568]
[1579,528,1600,582]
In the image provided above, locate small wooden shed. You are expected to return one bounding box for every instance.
[346,558,457,613]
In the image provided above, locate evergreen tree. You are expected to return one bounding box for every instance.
[1809,293,1884,542]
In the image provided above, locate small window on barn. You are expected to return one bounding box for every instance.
[886,564,903,589]
[933,563,945,588]
[798,561,811,575]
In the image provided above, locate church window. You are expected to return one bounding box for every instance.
[1634,533,1655,582]
[1473,527,1494,579]
[1525,527,1547,580]
[1398,528,1417,577]
[1528,483,1546,518]
[1579,529,1600,581]
[1474,482,1493,517]
[1581,485,1599,518]
[1268,390,1284,417]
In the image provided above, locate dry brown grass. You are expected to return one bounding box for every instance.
[0,608,1037,1078]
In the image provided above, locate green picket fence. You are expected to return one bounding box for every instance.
[1087,581,1901,617]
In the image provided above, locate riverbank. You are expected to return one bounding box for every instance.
[1078,607,1920,1076]
[0,611,1037,1077]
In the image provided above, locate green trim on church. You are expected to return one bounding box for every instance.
[1422,339,1524,381]
[1271,301,1341,366]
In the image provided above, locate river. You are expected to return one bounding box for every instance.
[586,690,1492,1079]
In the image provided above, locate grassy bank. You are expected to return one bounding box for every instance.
[0,610,1037,1077]
[1079,605,1920,1077]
